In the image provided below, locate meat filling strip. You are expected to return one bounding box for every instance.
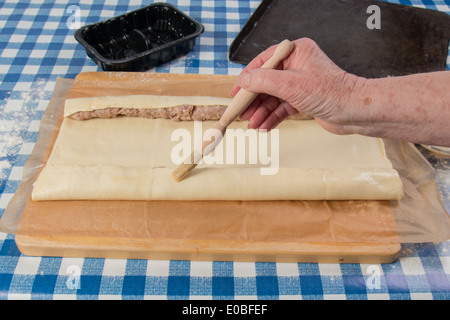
[67,105,313,121]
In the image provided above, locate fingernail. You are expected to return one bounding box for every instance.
[239,72,250,88]
[248,118,255,129]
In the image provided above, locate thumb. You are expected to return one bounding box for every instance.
[239,68,301,102]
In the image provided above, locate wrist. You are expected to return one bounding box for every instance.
[335,73,370,123]
[337,75,399,138]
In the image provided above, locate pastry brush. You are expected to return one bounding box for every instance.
[171,39,294,182]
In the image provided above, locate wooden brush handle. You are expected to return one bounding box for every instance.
[218,39,294,129]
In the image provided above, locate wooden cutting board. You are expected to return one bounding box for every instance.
[15,72,401,263]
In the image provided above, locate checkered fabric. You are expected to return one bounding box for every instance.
[0,0,449,300]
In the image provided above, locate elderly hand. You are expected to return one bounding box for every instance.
[232,38,364,134]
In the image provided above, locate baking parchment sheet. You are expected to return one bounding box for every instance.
[0,74,449,244]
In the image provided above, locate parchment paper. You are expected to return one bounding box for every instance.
[1,74,449,245]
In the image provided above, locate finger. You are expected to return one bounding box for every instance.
[231,43,282,96]
[231,82,241,97]
[239,68,302,104]
[248,95,280,129]
[259,101,299,130]
[232,39,295,97]
[240,97,262,120]
[239,93,268,120]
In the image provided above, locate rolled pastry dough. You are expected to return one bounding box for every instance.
[32,107,404,200]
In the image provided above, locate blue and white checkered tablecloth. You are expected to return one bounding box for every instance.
[0,0,449,301]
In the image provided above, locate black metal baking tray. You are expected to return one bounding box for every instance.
[229,0,450,78]
[75,3,204,71]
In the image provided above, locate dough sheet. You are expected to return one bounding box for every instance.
[32,115,404,201]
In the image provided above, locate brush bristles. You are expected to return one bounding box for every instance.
[171,150,203,182]
[171,162,197,182]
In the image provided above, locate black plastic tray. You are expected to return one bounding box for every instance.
[75,3,204,71]
[229,0,450,78]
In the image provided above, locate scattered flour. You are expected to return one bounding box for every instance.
[0,78,51,180]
